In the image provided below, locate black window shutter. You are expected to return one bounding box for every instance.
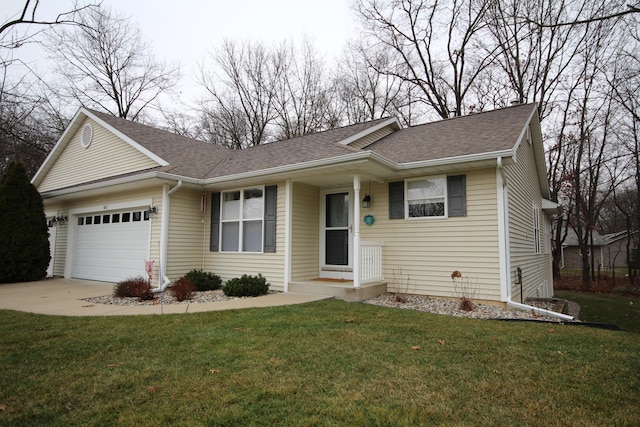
[210,192,221,251]
[389,181,404,219]
[264,185,277,252]
[447,175,466,217]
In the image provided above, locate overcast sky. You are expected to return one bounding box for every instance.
[4,0,356,105]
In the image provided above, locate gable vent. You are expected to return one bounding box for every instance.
[80,123,93,148]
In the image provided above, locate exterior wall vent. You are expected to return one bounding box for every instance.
[80,123,93,148]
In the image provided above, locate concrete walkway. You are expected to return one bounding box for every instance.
[0,279,331,316]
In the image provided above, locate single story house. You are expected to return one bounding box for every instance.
[560,229,606,271]
[602,230,639,269]
[561,229,639,271]
[33,103,559,310]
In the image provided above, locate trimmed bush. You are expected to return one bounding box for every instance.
[0,161,50,283]
[114,276,154,300]
[223,274,270,297]
[184,269,222,291]
[171,278,196,302]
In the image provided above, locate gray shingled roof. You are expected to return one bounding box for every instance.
[88,110,232,178]
[366,104,536,163]
[89,104,536,180]
[204,117,393,179]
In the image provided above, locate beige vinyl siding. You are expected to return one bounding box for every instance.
[165,189,206,280]
[42,187,163,281]
[505,131,554,300]
[348,126,395,150]
[291,183,320,280]
[203,182,286,291]
[361,168,502,300]
[38,118,159,193]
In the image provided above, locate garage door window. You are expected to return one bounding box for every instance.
[76,210,149,227]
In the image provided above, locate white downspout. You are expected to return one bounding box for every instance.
[353,175,361,288]
[497,157,510,302]
[154,180,183,293]
[498,158,574,322]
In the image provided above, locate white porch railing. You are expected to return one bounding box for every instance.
[360,241,384,284]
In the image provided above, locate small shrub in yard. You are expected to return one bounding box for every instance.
[171,278,196,302]
[114,276,154,301]
[184,269,222,291]
[223,274,270,297]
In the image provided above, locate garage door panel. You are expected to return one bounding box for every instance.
[73,209,150,282]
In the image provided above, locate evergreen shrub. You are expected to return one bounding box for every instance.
[184,269,222,291]
[0,161,50,283]
[223,274,269,297]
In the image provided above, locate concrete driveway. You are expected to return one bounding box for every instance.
[0,278,329,316]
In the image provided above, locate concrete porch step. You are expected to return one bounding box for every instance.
[289,280,387,302]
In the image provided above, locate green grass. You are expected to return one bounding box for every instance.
[555,290,640,333]
[1,300,639,426]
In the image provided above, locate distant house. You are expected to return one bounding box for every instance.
[560,229,606,270]
[602,230,639,270]
[32,103,559,309]
[561,229,639,271]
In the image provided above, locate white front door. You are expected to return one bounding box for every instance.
[320,190,353,279]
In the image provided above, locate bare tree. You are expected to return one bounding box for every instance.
[354,0,494,119]
[481,0,593,121]
[334,41,423,126]
[45,6,179,121]
[559,14,623,287]
[199,40,288,148]
[1,1,101,177]
[526,2,640,27]
[272,40,332,139]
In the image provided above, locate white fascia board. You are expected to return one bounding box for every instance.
[394,149,515,171]
[202,152,382,186]
[81,109,169,166]
[39,171,198,198]
[338,117,402,146]
[503,106,551,199]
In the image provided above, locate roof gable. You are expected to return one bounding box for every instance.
[366,104,537,163]
[35,113,162,192]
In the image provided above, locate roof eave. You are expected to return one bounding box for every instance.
[40,171,198,199]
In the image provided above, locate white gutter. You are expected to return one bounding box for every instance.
[40,171,200,198]
[154,180,183,293]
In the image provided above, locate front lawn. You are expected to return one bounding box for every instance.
[1,300,639,425]
[555,290,640,333]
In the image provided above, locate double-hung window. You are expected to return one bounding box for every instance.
[221,187,264,252]
[407,177,446,218]
[533,204,543,254]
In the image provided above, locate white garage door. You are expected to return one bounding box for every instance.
[73,209,151,282]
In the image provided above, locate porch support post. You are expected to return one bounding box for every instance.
[353,175,361,288]
[284,179,292,292]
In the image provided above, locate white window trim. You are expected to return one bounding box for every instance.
[220,186,265,253]
[405,175,448,220]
